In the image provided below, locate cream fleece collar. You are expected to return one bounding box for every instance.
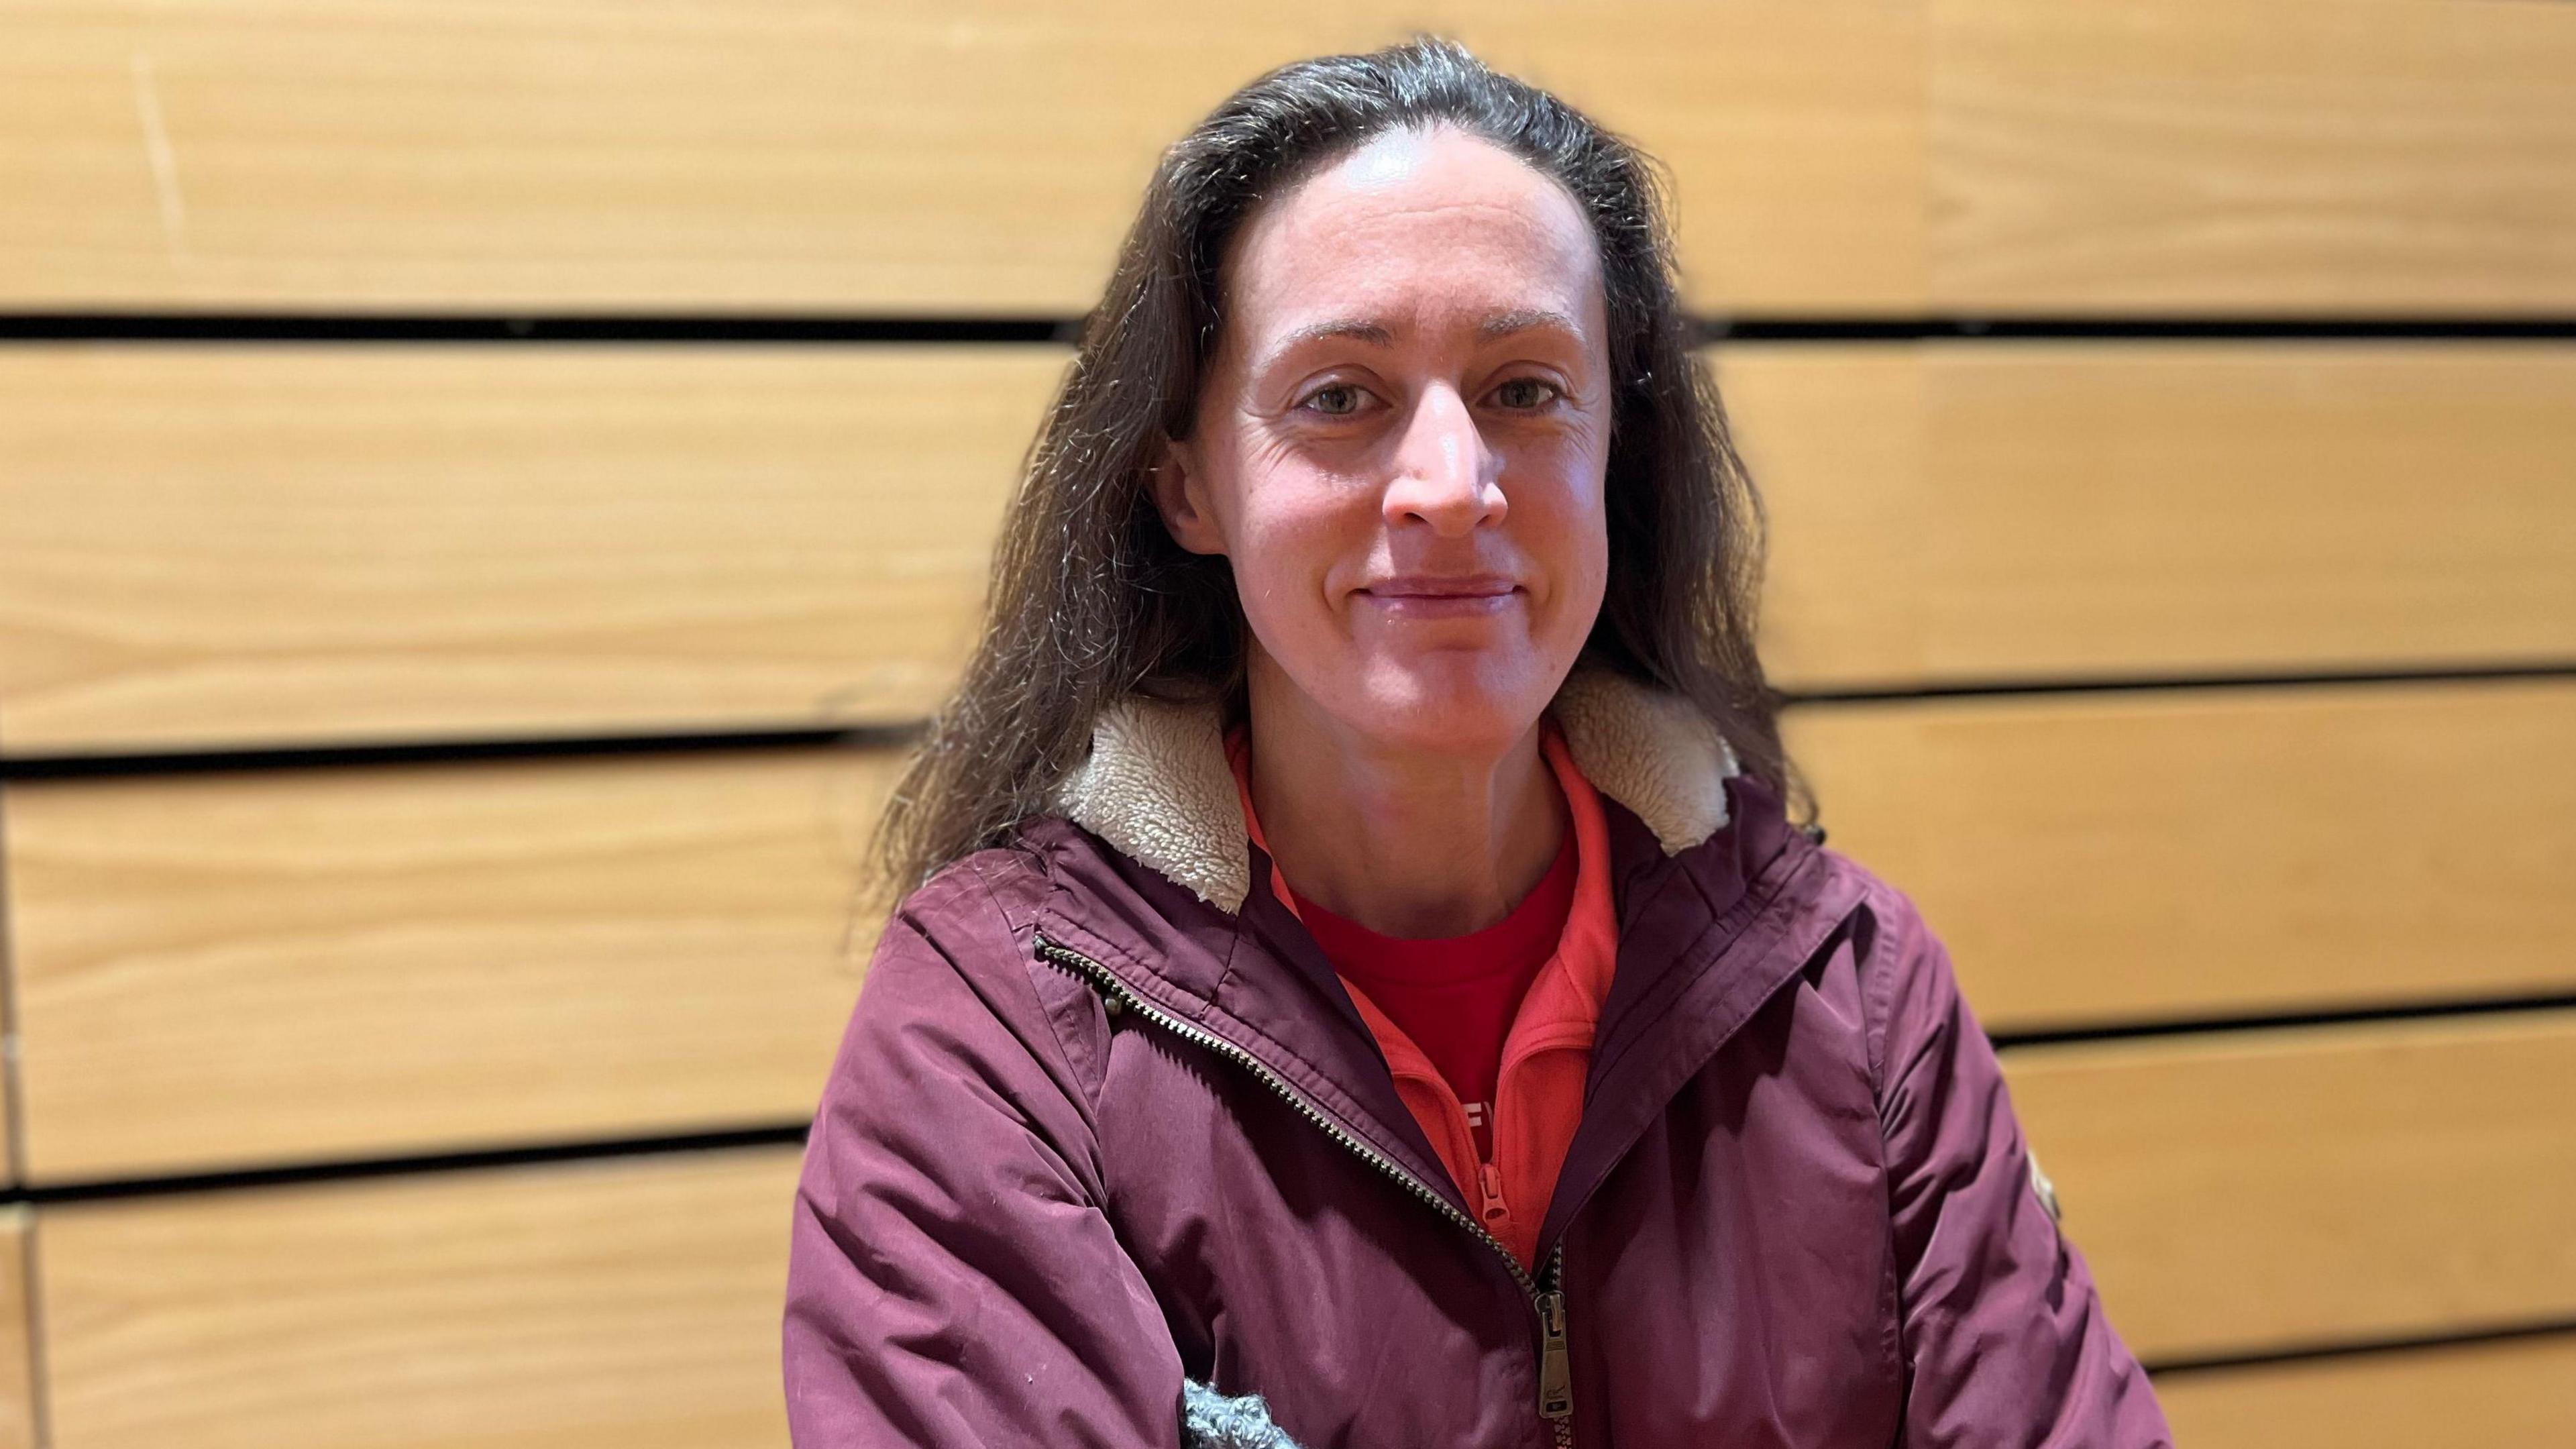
[1047,667,1741,912]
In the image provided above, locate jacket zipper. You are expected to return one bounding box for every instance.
[1036,932,1576,1446]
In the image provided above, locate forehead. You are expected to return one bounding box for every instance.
[1218,125,1606,354]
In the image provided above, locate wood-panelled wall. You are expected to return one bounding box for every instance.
[2,3,2571,1444]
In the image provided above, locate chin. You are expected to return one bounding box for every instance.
[1337,651,1568,757]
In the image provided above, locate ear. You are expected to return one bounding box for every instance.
[1150,435,1230,556]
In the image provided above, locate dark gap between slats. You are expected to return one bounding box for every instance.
[1,1122,812,1207]
[5,663,2569,782]
[2,312,2575,343]
[0,314,1076,343]
[1989,991,2576,1052]
[0,721,926,780]
[2145,1316,2576,1378]
[1781,660,2576,706]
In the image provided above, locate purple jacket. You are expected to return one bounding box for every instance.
[784,672,2172,1446]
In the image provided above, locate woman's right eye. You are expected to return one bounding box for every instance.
[1301,384,1364,417]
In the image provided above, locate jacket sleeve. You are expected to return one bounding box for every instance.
[782,867,1185,1447]
[1864,878,2175,1448]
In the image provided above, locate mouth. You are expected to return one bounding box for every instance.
[1356,575,1523,619]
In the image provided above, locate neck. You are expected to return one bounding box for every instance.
[1243,657,1567,939]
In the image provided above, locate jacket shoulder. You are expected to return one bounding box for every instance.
[863,830,1116,1117]
[1792,845,1967,1099]
[888,836,1053,957]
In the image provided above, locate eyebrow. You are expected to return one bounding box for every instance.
[1476,307,1583,341]
[1271,318,1397,357]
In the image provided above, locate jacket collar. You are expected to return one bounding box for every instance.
[1024,666,1849,1249]
[1046,665,1742,914]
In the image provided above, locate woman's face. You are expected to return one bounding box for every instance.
[1155,123,1615,759]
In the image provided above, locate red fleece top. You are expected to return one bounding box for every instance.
[1299,825,1576,1112]
[1226,723,1619,1270]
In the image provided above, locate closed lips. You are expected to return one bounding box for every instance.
[1365,575,1515,596]
[1360,576,1521,614]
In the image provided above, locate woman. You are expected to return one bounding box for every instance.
[786,37,2170,1449]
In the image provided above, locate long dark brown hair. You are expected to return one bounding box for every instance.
[874,35,1804,898]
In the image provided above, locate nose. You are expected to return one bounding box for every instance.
[1382,382,1505,537]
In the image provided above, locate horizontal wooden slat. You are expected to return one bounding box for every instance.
[0,1208,32,1449]
[0,345,1059,752]
[0,0,1922,314]
[13,343,2571,752]
[37,1146,802,1449]
[33,1028,2575,1446]
[1933,0,2576,313]
[0,1040,13,1187]
[2004,1009,2576,1362]
[1787,678,2576,1030]
[13,1,2569,317]
[5,747,895,1182]
[1741,343,2576,688]
[2154,1333,2576,1449]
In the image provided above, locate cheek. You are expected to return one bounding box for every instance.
[1548,501,1612,642]
[1219,462,1373,635]
[1508,445,1612,616]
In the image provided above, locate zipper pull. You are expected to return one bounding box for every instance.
[1536,1289,1572,1422]
[1478,1161,1510,1226]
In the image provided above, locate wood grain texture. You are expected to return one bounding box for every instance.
[1738,343,2576,688]
[12,342,2571,752]
[0,1031,14,1187]
[2154,1332,2576,1449]
[0,1208,32,1449]
[0,0,1922,314]
[36,1146,803,1449]
[2006,1010,2576,1363]
[0,345,1061,752]
[1725,347,1929,690]
[1787,678,2576,1030]
[1932,0,2576,312]
[5,747,896,1182]
[27,1026,2574,1446]
[15,1,2567,315]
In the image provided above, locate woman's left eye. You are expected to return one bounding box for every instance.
[1492,378,1562,410]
